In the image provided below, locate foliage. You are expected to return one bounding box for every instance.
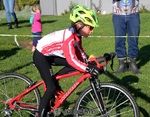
[69,1,76,12]
[16,0,39,10]
[139,5,150,13]
[92,1,101,13]
[0,0,39,10]
[61,1,76,16]
[0,0,4,10]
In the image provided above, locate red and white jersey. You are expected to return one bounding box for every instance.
[36,27,87,72]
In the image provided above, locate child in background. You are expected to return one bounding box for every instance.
[30,4,42,52]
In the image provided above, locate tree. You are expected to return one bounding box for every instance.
[0,0,4,10]
[16,0,39,10]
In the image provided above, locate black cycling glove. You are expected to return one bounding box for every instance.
[86,64,100,77]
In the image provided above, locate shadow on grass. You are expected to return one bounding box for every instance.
[105,71,150,117]
[0,47,32,73]
[56,100,75,117]
[137,44,150,69]
[0,19,57,28]
[6,62,33,73]
[0,47,20,60]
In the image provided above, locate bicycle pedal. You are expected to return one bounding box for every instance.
[55,90,65,102]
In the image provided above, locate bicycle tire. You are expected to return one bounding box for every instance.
[0,73,41,117]
[74,82,140,117]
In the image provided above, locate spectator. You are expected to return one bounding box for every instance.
[2,0,19,29]
[30,4,42,52]
[112,0,141,74]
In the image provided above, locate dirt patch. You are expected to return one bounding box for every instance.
[19,39,32,50]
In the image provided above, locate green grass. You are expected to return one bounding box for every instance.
[0,13,150,116]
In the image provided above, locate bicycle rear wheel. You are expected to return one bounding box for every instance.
[0,73,41,117]
[74,82,140,117]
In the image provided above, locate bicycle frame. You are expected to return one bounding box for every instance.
[6,70,93,112]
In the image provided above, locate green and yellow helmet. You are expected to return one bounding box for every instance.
[70,4,99,28]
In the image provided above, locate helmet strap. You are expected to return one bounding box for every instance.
[76,24,85,34]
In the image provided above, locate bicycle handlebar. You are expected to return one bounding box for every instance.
[88,52,116,72]
[97,52,116,63]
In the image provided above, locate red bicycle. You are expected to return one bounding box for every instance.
[0,52,140,117]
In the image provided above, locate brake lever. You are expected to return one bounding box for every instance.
[110,58,114,71]
[110,52,116,59]
[110,52,116,71]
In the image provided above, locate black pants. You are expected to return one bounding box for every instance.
[33,50,76,116]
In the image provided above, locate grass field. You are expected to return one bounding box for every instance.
[0,13,150,116]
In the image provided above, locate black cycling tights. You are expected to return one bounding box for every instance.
[33,50,76,117]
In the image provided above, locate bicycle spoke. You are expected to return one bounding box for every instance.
[74,82,139,117]
[89,92,101,112]
[0,73,40,117]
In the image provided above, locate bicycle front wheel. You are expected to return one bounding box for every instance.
[0,73,41,117]
[74,82,140,117]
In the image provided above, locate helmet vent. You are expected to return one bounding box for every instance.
[79,11,85,14]
[85,17,92,23]
[92,15,96,22]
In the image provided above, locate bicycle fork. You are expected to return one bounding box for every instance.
[90,78,109,117]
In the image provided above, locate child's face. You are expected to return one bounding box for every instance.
[33,5,40,13]
[79,25,94,38]
[36,9,40,13]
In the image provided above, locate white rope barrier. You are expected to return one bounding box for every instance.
[89,35,150,38]
[0,34,36,37]
[14,35,19,46]
[1,34,149,38]
[0,34,150,47]
[0,34,41,47]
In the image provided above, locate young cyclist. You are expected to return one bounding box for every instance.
[33,4,99,117]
